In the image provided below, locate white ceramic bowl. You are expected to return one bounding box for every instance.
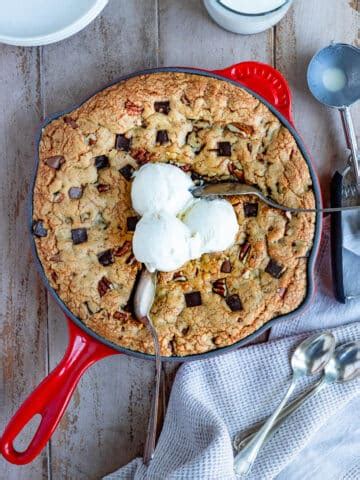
[0,0,108,47]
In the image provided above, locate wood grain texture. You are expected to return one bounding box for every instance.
[275,0,360,203]
[1,1,359,479]
[0,46,48,479]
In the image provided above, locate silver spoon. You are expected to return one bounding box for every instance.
[134,268,161,465]
[233,340,360,453]
[233,332,335,476]
[192,182,360,213]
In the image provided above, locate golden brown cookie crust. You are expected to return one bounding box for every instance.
[33,72,316,356]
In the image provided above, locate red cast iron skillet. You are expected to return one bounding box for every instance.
[1,62,322,465]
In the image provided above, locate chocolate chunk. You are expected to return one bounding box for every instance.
[244,203,258,217]
[115,134,131,151]
[156,130,169,145]
[265,259,285,279]
[32,220,47,237]
[154,101,170,114]
[119,164,134,181]
[184,291,202,308]
[95,155,109,169]
[226,294,243,312]
[45,155,64,170]
[97,249,114,266]
[127,216,139,231]
[71,228,88,245]
[97,183,110,193]
[217,142,231,156]
[212,278,227,297]
[68,186,83,199]
[64,116,78,128]
[220,259,232,273]
[98,276,112,297]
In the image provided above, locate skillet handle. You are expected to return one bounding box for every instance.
[0,317,118,465]
[213,61,294,125]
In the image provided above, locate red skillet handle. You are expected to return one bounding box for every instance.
[0,317,118,465]
[213,61,294,125]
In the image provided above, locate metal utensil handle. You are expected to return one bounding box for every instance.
[143,319,162,465]
[340,107,360,184]
[233,378,327,452]
[234,377,298,475]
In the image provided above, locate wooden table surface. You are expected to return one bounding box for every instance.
[1,1,359,478]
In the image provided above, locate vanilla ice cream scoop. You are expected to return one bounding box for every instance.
[133,211,202,272]
[131,163,194,216]
[182,198,239,254]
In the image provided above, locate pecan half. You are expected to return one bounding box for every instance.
[239,242,251,261]
[131,148,153,165]
[98,276,112,297]
[113,311,128,321]
[125,99,144,115]
[114,240,132,257]
[228,162,244,181]
[173,271,187,282]
[212,278,227,297]
[227,123,254,137]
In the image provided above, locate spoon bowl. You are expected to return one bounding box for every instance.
[324,341,360,384]
[291,332,336,377]
[307,43,360,109]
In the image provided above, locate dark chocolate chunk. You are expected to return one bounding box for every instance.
[244,203,258,217]
[265,259,285,279]
[97,183,110,193]
[97,249,114,266]
[156,130,169,145]
[98,276,112,297]
[71,228,88,245]
[45,155,64,170]
[127,216,139,232]
[226,294,243,312]
[154,101,170,114]
[115,134,131,151]
[217,142,231,157]
[95,155,109,169]
[220,259,232,273]
[32,220,47,237]
[119,164,135,181]
[68,186,83,199]
[184,291,202,308]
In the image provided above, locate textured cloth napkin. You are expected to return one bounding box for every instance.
[105,219,360,480]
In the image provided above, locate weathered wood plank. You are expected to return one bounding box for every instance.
[158,0,274,68]
[275,0,360,203]
[41,1,158,479]
[0,45,49,479]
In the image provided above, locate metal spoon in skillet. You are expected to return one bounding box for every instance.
[192,182,360,213]
[134,268,161,465]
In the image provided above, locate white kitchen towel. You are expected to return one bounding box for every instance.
[105,218,360,480]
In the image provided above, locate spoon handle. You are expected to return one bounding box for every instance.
[233,378,327,452]
[233,377,298,475]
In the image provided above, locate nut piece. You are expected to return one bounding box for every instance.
[212,278,227,298]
